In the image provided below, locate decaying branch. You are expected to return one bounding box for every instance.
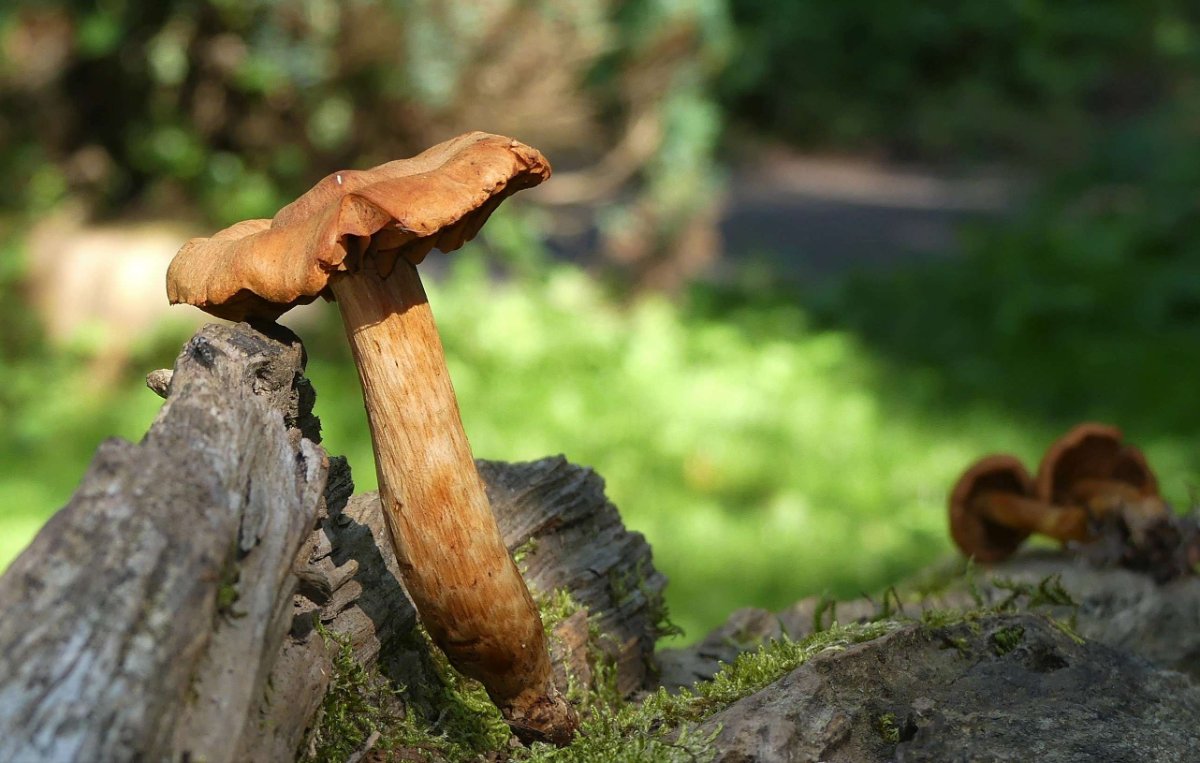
[0,321,668,762]
[0,323,327,762]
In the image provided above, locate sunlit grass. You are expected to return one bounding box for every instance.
[2,257,1197,643]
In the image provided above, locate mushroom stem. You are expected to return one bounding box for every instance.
[973,492,1091,543]
[330,262,577,745]
[1066,478,1168,520]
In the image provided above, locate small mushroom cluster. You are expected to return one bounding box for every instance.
[950,423,1168,564]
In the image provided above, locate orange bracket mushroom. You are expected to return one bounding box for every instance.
[1036,422,1166,522]
[166,132,578,745]
[950,454,1090,563]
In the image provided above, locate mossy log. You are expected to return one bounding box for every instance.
[697,614,1200,762]
[0,322,666,762]
[253,458,668,761]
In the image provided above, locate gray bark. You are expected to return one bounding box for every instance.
[659,552,1200,690]
[0,323,327,763]
[700,613,1200,763]
[480,456,669,695]
[0,322,668,763]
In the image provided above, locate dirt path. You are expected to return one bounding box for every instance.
[712,149,1019,283]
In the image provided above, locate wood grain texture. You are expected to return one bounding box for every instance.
[478,457,669,696]
[0,323,327,763]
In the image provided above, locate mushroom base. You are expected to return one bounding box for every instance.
[331,263,578,744]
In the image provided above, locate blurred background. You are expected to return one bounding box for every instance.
[2,0,1200,643]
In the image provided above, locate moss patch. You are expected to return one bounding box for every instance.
[520,619,906,762]
[304,593,905,762]
[990,624,1026,656]
[306,572,1087,761]
[876,712,901,744]
[305,621,509,763]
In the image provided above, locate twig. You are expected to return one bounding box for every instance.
[346,730,381,763]
[145,368,173,398]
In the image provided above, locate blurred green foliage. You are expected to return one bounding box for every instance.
[4,0,1200,643]
[0,229,171,566]
[0,0,729,286]
[721,0,1200,160]
[811,107,1200,436]
[3,246,1198,639]
[0,256,984,636]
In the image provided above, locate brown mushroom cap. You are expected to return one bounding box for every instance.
[1035,422,1159,505]
[949,454,1035,563]
[166,132,551,321]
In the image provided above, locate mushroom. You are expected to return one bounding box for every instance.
[1036,423,1166,522]
[166,132,578,744]
[949,454,1090,563]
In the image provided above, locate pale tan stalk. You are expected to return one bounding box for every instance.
[331,263,576,743]
[1066,478,1169,520]
[975,492,1090,542]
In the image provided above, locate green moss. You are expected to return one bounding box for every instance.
[305,621,509,763]
[304,569,1090,760]
[538,587,587,634]
[518,618,905,762]
[304,596,907,762]
[871,586,908,621]
[990,624,1025,656]
[607,558,682,642]
[920,607,975,630]
[989,574,1084,644]
[939,633,972,656]
[513,537,539,568]
[916,571,1087,660]
[582,653,623,712]
[876,712,901,744]
[812,595,837,633]
[904,558,986,607]
[519,704,719,763]
[1047,616,1086,645]
[534,587,611,710]
[528,571,1089,760]
[992,574,1077,610]
[214,541,245,621]
[409,629,512,754]
[648,620,905,726]
[306,622,401,762]
[215,580,239,615]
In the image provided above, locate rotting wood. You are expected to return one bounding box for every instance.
[0,321,668,762]
[248,455,670,761]
[0,322,327,763]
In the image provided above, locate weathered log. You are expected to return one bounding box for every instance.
[659,551,1200,690]
[658,550,1200,761]
[480,455,669,696]
[248,457,669,760]
[0,322,668,761]
[0,323,328,762]
[699,613,1200,762]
